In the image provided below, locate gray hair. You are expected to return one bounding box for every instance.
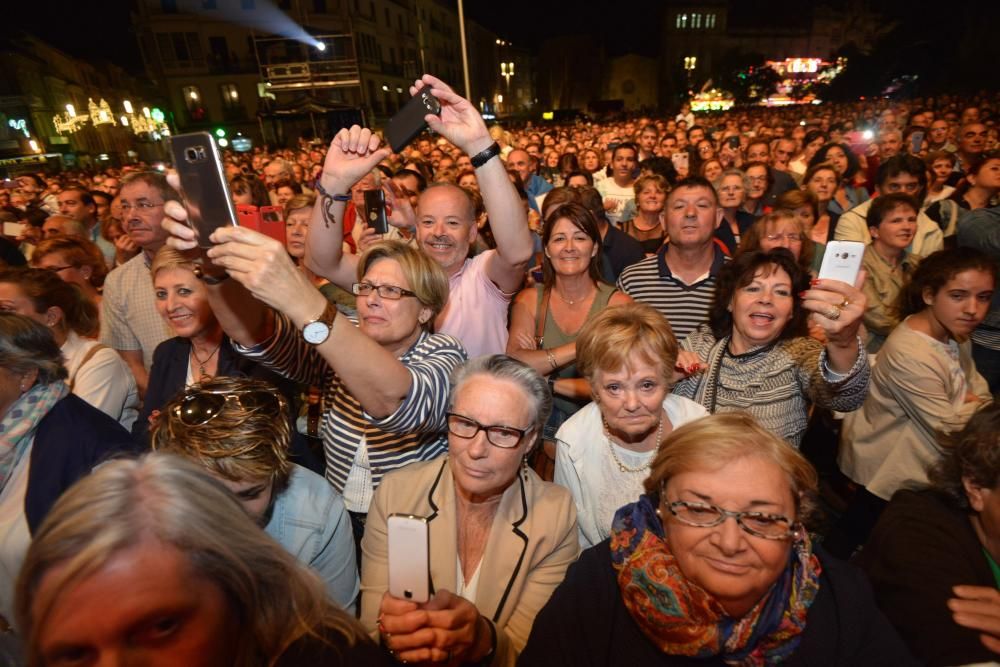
[17,453,363,665]
[714,168,751,196]
[449,355,553,440]
[0,313,68,385]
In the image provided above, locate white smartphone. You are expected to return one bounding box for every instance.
[387,513,430,604]
[818,240,864,285]
[2,222,25,237]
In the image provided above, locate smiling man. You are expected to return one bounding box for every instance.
[596,143,639,227]
[99,172,175,396]
[617,176,727,338]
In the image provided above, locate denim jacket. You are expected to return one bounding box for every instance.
[265,464,359,613]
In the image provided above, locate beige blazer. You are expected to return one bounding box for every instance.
[361,456,579,666]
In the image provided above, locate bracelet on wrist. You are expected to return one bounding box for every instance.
[314,180,351,202]
[545,349,558,371]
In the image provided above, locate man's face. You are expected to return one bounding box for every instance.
[415,186,476,275]
[746,143,770,164]
[507,150,534,183]
[879,132,902,159]
[119,181,169,250]
[773,140,795,168]
[58,190,95,223]
[611,148,637,182]
[99,177,121,196]
[263,163,285,186]
[880,172,921,197]
[525,144,540,159]
[16,176,42,202]
[93,195,111,221]
[960,124,988,156]
[664,185,722,249]
[689,128,705,144]
[417,139,432,157]
[929,120,949,146]
[639,129,657,152]
[660,138,677,156]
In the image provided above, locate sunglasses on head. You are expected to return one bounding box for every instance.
[173,389,283,426]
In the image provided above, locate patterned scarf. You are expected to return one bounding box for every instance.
[609,495,822,665]
[0,382,69,490]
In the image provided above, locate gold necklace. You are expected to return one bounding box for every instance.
[603,414,664,474]
[553,284,593,306]
[190,341,221,381]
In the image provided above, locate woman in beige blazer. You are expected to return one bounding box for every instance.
[361,355,580,666]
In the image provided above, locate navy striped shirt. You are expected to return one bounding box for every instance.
[616,244,728,339]
[236,313,467,496]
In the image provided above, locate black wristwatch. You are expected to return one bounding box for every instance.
[470,142,501,169]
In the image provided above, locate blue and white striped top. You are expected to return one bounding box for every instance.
[236,313,467,499]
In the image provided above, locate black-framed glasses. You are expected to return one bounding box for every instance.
[665,500,796,540]
[352,282,418,300]
[173,389,283,426]
[445,412,532,449]
[119,200,165,213]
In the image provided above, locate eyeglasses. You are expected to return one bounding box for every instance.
[764,233,804,243]
[445,412,532,449]
[352,282,417,300]
[664,499,796,540]
[119,200,165,213]
[173,389,283,426]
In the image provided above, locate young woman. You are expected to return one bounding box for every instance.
[801,162,841,264]
[620,175,668,255]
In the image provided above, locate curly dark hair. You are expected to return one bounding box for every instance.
[928,404,1000,511]
[708,249,812,341]
[808,142,861,180]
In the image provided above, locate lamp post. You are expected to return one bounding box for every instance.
[684,56,697,95]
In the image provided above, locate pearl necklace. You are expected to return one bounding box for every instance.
[602,414,664,474]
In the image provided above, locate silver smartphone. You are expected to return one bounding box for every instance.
[818,240,864,285]
[169,132,239,249]
[387,513,430,604]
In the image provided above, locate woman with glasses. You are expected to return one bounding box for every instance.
[0,268,139,429]
[713,169,755,255]
[741,162,773,219]
[553,303,707,549]
[132,247,299,448]
[29,236,107,308]
[151,376,359,614]
[671,249,869,448]
[163,192,466,539]
[739,209,816,278]
[520,413,916,665]
[0,313,135,625]
[363,355,579,666]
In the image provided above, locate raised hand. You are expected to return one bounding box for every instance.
[320,125,391,194]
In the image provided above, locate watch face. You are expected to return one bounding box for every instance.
[302,320,331,345]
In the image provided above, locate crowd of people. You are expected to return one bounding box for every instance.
[0,73,998,665]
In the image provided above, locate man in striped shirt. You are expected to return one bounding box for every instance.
[617,176,728,339]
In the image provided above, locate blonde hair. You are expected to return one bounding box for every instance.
[644,412,819,525]
[575,302,679,384]
[16,454,364,666]
[150,245,199,279]
[151,376,292,491]
[358,239,449,330]
[283,193,315,220]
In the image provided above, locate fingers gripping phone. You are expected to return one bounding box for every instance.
[387,514,430,604]
[818,241,864,285]
[169,132,239,249]
[386,86,442,153]
[364,189,389,235]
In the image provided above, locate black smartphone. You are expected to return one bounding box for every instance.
[169,132,238,249]
[727,136,741,150]
[386,86,442,153]
[364,189,389,235]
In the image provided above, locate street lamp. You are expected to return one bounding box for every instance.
[500,61,514,86]
[683,56,697,94]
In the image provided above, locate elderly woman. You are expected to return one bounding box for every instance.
[714,169,755,255]
[742,161,772,218]
[0,268,139,429]
[151,376,359,613]
[672,249,870,447]
[775,189,823,273]
[833,248,994,558]
[29,236,107,308]
[0,314,135,625]
[164,196,466,535]
[620,175,668,255]
[362,355,579,666]
[553,303,707,548]
[15,454,382,665]
[858,404,1000,666]
[507,203,631,443]
[520,413,916,665]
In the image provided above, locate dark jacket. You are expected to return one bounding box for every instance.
[28,394,137,532]
[600,225,646,283]
[133,336,322,473]
[856,488,997,667]
[714,209,756,256]
[518,540,917,666]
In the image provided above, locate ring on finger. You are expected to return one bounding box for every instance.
[839,298,851,309]
[827,306,841,321]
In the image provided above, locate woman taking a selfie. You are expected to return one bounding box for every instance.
[361,356,579,666]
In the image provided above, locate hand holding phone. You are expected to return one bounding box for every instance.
[387,85,442,153]
[818,241,864,285]
[169,132,238,249]
[387,514,430,604]
[364,189,389,235]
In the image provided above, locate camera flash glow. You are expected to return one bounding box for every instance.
[862,130,873,140]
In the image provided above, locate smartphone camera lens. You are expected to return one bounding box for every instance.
[404,590,413,599]
[422,93,441,115]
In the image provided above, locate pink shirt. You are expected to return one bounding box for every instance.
[435,251,512,358]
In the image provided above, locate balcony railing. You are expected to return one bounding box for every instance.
[263,59,361,90]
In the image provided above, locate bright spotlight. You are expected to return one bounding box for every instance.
[316,41,326,51]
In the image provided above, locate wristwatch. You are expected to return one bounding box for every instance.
[469,141,501,169]
[302,301,338,345]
